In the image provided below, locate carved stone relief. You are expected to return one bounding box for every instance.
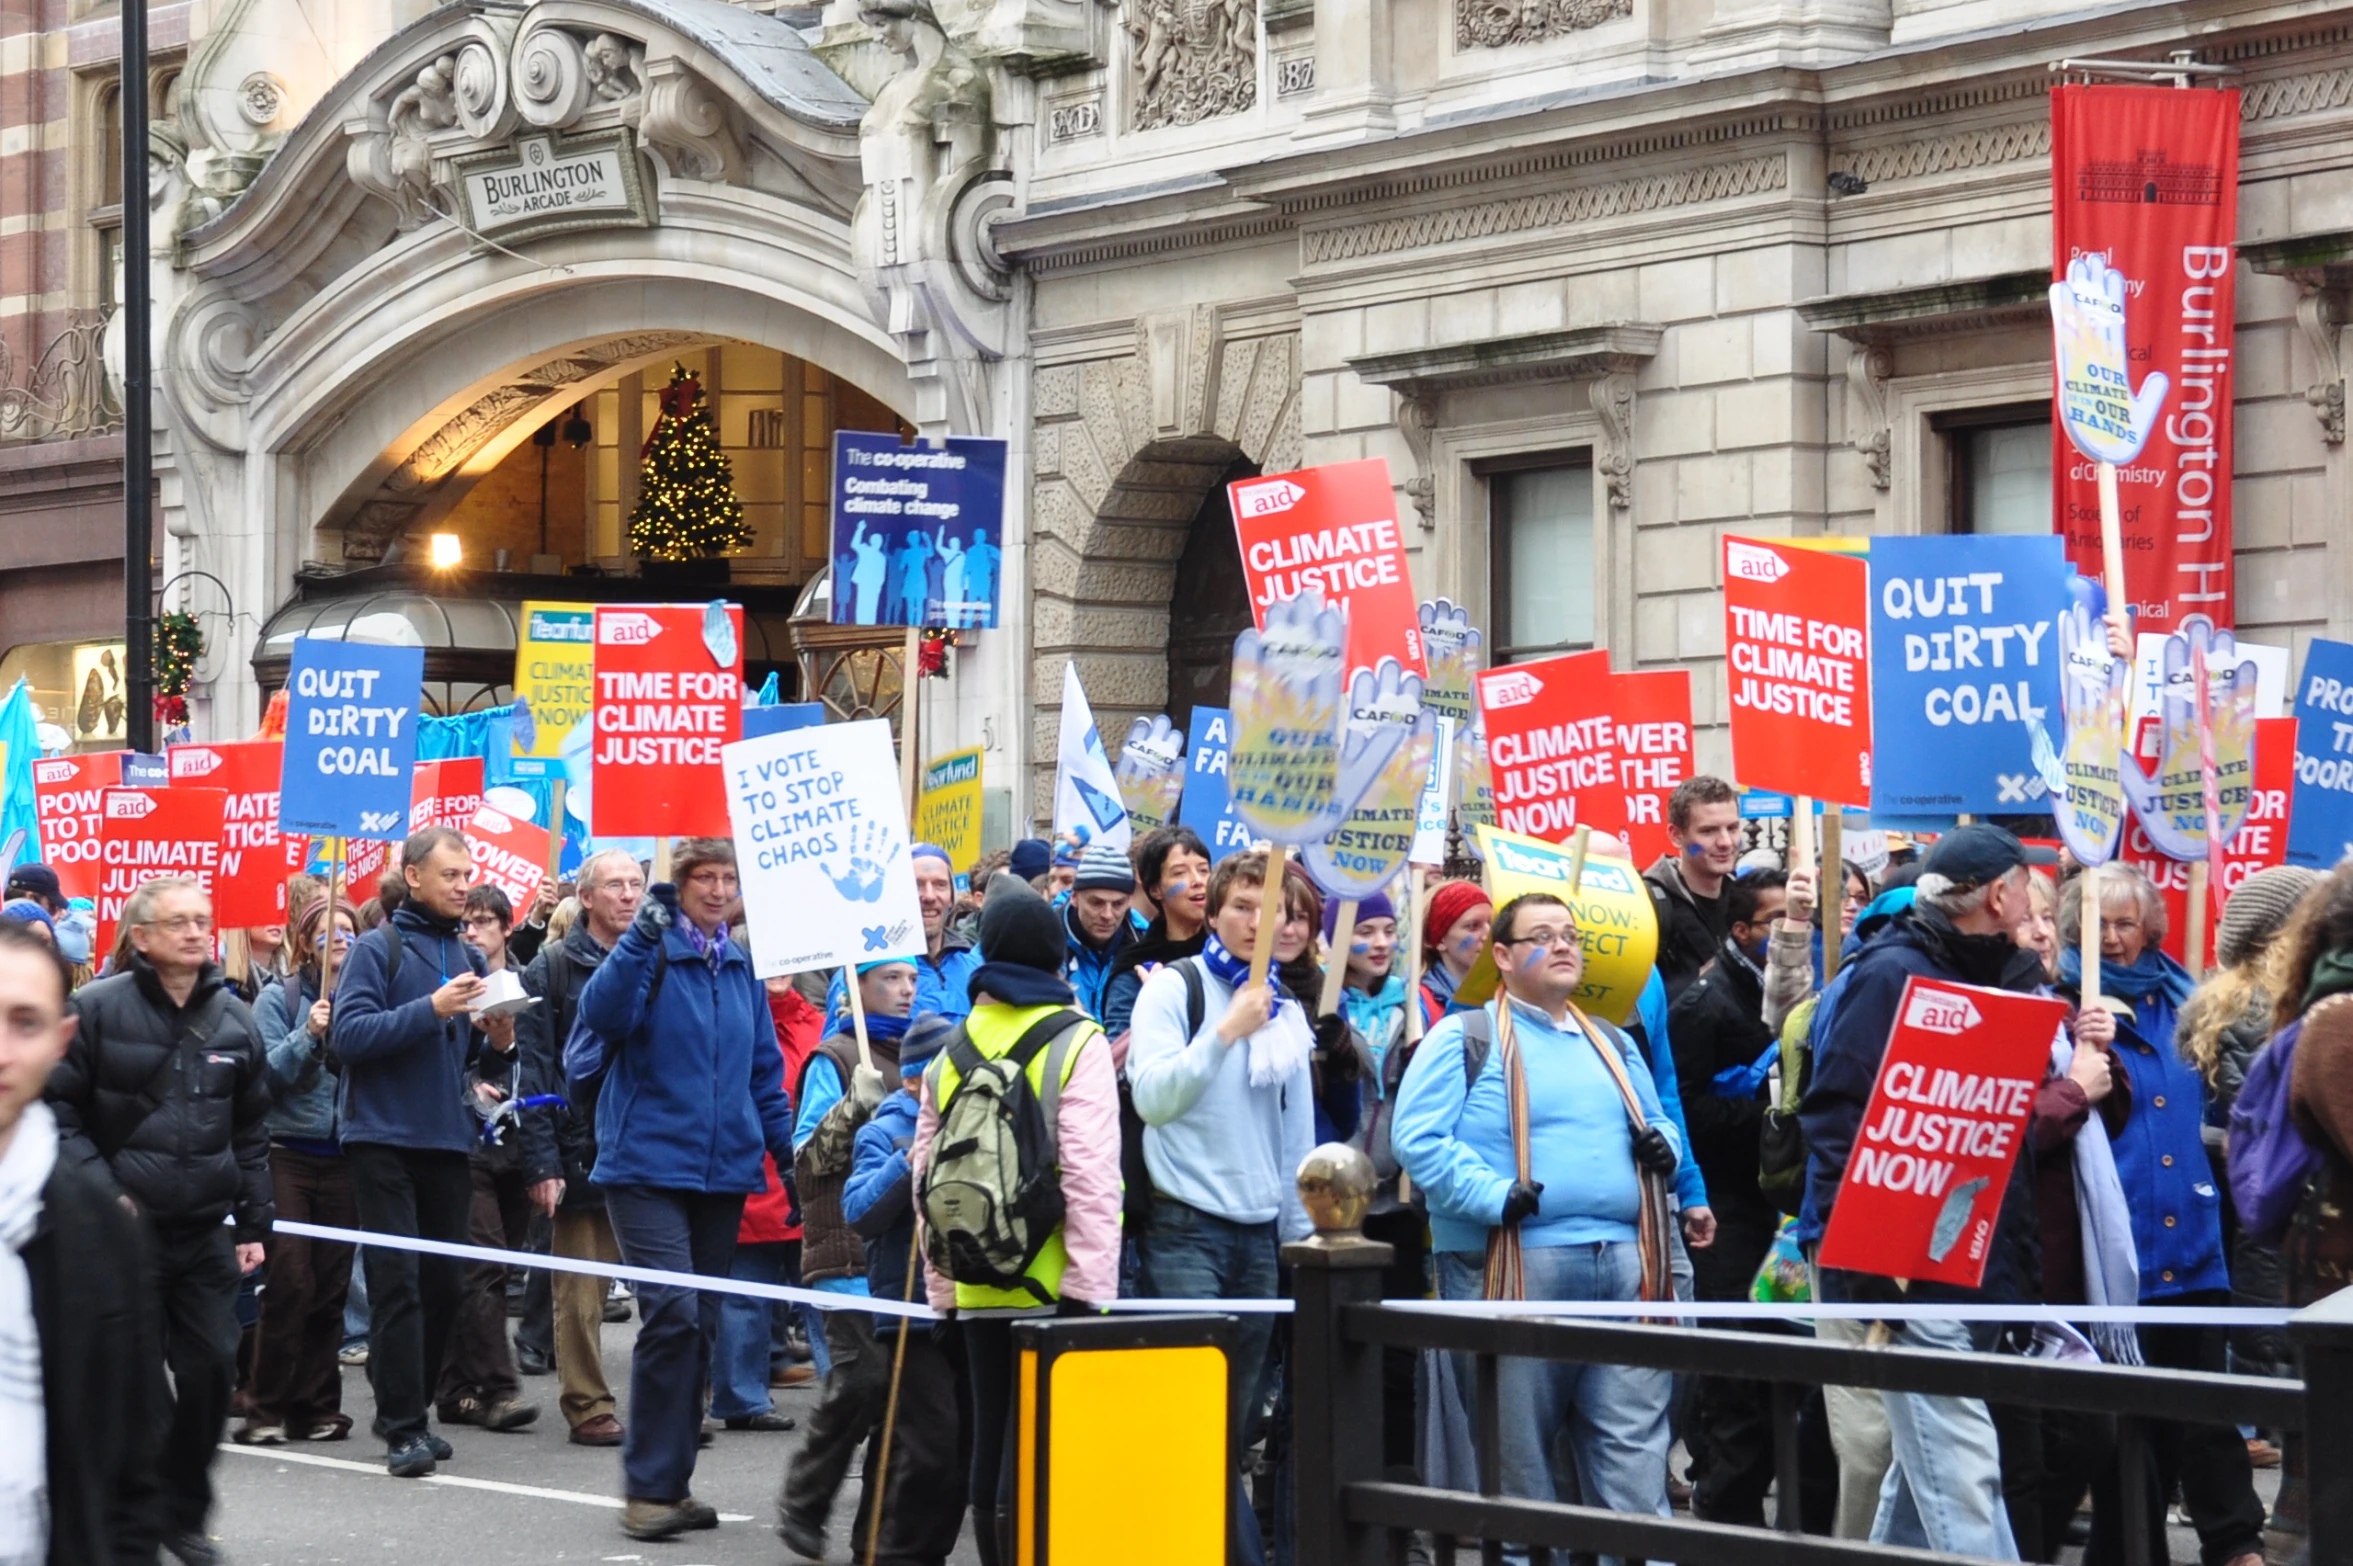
[2296,287,2347,445]
[1394,391,1437,528]
[1455,0,1632,51]
[1846,341,1893,488]
[1590,371,1635,511]
[1124,0,1256,131]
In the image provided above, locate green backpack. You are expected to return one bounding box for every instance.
[919,1008,1091,1303]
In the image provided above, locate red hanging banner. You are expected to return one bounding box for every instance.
[2050,83,2241,631]
[168,741,306,927]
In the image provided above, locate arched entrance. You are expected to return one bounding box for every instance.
[1164,454,1257,731]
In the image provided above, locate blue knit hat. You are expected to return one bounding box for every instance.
[900,1013,956,1076]
[1008,838,1052,880]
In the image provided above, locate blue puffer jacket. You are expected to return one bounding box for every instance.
[334,907,486,1154]
[578,914,795,1193]
[1062,906,1141,1023]
[844,1090,920,1303]
[255,970,337,1144]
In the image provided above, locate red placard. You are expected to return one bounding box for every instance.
[1474,650,1622,844]
[411,758,486,834]
[1614,670,1693,868]
[1229,459,1426,682]
[465,803,550,915]
[591,604,743,836]
[1817,977,2067,1288]
[96,786,226,958]
[2123,715,2296,968]
[31,751,125,902]
[1724,536,1872,805]
[168,741,305,927]
[2051,85,2241,632]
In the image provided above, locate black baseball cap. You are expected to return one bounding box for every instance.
[1919,825,2056,893]
[4,862,62,907]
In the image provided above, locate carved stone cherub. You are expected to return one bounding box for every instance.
[389,54,461,136]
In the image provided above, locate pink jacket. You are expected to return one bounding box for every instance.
[913,1010,1124,1311]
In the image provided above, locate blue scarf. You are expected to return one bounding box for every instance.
[829,1006,911,1043]
[1201,933,1296,1016]
[966,963,1075,1009]
[2058,943,2195,1047]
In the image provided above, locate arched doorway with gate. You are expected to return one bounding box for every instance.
[1164,454,1257,733]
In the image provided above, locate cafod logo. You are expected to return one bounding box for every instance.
[1727,541,1790,584]
[1232,478,1307,517]
[1480,669,1545,709]
[599,612,664,646]
[1903,985,1982,1036]
[107,792,156,820]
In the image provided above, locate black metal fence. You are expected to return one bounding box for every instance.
[1287,1237,2353,1566]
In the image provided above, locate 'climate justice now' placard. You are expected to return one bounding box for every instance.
[1474,650,1623,845]
[1724,536,1872,806]
[97,786,225,956]
[1230,459,1424,684]
[168,741,306,926]
[1816,977,2065,1288]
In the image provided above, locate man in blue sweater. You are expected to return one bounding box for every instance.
[1393,890,1683,1558]
[332,826,506,1478]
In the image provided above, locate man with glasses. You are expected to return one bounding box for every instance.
[1392,892,1684,1558]
[46,876,272,1566]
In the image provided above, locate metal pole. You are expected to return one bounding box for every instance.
[121,0,154,753]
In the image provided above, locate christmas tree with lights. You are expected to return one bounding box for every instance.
[628,363,750,562]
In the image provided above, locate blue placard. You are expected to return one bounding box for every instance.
[829,431,1006,629]
[1868,534,2068,816]
[279,638,425,839]
[741,702,828,741]
[1177,706,1256,854]
[2288,637,2353,869]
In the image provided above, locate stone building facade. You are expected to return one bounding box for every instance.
[2,0,2346,839]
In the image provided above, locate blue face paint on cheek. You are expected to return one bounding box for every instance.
[1350,941,1371,955]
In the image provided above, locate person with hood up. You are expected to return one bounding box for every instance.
[912,875,1120,1566]
[1642,775,1744,1000]
[572,837,796,1542]
[1061,841,1143,1022]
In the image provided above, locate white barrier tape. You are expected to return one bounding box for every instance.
[281,1224,2301,1328]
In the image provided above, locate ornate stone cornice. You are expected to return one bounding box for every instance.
[1796,270,2047,345]
[1347,323,1661,395]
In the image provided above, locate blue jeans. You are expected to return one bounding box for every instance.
[1870,1316,2019,1560]
[342,1248,369,1348]
[710,1241,787,1419]
[602,1185,745,1502]
[1137,1195,1280,1566]
[1438,1243,1673,1566]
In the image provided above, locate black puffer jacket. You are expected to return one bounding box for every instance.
[1643,855,1730,1002]
[1666,937,1777,1233]
[518,923,610,1208]
[48,954,273,1240]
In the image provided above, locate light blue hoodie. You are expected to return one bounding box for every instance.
[1391,995,1680,1256]
[1126,961,1314,1242]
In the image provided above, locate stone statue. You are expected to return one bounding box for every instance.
[1122,0,1256,131]
[857,0,990,271]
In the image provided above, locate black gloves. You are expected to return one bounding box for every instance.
[1310,1011,1350,1056]
[1632,1126,1678,1177]
[632,883,677,942]
[1500,1181,1545,1226]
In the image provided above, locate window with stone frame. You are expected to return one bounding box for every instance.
[1936,401,2055,536]
[1487,454,1597,665]
[85,77,123,313]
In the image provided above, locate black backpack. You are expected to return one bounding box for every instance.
[920,1007,1092,1303]
[1114,958,1208,1233]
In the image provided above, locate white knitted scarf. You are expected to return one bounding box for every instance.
[0,1100,57,1566]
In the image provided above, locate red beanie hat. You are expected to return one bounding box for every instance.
[1424,880,1492,953]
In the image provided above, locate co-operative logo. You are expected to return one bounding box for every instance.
[170,748,223,779]
[1232,479,1306,518]
[1902,985,1982,1036]
[599,612,664,646]
[1479,669,1545,709]
[106,792,157,819]
[1727,541,1790,584]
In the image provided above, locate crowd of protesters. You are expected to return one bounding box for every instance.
[6,771,2353,1566]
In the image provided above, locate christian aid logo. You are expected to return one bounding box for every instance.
[1480,669,1545,709]
[1727,541,1790,584]
[1903,985,1982,1036]
[474,807,514,834]
[599,612,664,646]
[34,760,76,784]
[171,748,224,779]
[107,792,157,820]
[1232,479,1307,518]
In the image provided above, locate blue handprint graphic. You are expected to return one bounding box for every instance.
[823,819,903,903]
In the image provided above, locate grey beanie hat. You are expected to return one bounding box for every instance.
[2215,865,2322,970]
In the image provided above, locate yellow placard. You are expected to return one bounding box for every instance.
[1454,823,1659,1026]
[913,745,984,879]
[513,601,597,759]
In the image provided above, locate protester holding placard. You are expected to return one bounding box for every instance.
[1643,776,1744,1000]
[572,836,795,1541]
[244,894,362,1449]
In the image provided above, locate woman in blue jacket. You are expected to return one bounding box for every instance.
[2059,865,2266,1566]
[574,838,796,1542]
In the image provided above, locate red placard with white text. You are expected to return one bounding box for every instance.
[340,756,491,892]
[1229,459,1426,683]
[465,803,550,915]
[1817,977,2067,1287]
[592,604,743,836]
[1724,536,1872,805]
[31,751,126,901]
[1474,650,1623,844]
[96,786,226,957]
[2123,716,2297,969]
[168,741,306,926]
[1614,670,1693,868]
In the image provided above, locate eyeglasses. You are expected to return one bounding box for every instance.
[1498,927,1581,954]
[142,914,215,935]
[2098,918,2142,936]
[462,913,505,928]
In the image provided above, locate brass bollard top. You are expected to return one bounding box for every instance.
[1297,1142,1377,1238]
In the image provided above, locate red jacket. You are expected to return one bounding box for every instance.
[741,986,825,1244]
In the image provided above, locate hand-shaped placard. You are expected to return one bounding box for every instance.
[1114,715,1187,835]
[1227,587,1351,845]
[2054,576,2129,868]
[1455,702,1496,858]
[2051,254,2170,466]
[1305,660,1436,898]
[1417,598,1483,727]
[2124,616,2260,861]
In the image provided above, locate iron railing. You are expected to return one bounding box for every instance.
[0,313,120,443]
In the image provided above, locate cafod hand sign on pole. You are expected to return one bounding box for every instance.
[1113,715,1187,837]
[1305,659,1436,1014]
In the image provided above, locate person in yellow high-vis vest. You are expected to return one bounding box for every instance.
[911,875,1122,1566]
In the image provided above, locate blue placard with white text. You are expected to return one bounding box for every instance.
[741,702,828,741]
[278,638,425,839]
[1177,706,1256,855]
[2289,637,2353,869]
[1868,534,2068,816]
[830,431,1006,629]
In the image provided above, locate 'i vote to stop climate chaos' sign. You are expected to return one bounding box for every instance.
[1724,536,1872,806]
[168,740,307,926]
[591,603,743,837]
[278,639,426,839]
[97,785,226,957]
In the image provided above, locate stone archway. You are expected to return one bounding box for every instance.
[1027,321,1301,818]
